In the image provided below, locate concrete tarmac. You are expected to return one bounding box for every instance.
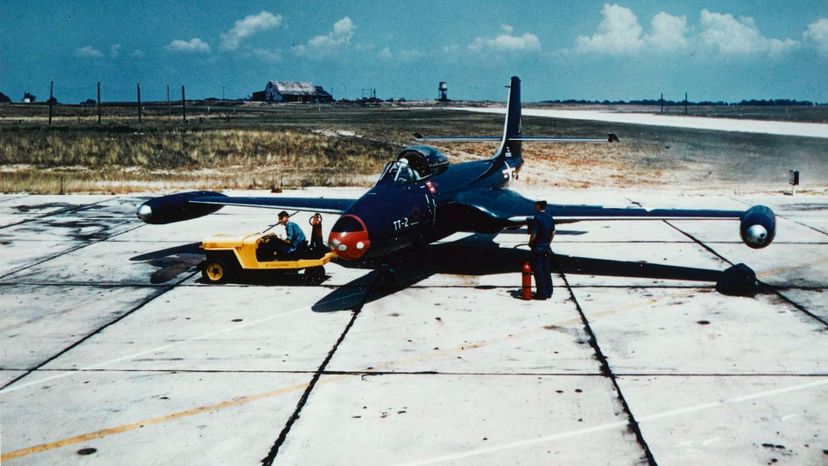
[1,188,826,465]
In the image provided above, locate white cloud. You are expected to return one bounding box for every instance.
[377,47,393,60]
[376,47,422,61]
[574,4,799,57]
[131,49,145,58]
[250,48,282,62]
[575,3,643,53]
[220,11,282,51]
[700,9,798,56]
[647,12,688,51]
[294,17,355,55]
[166,38,212,53]
[804,18,828,55]
[399,49,424,61]
[75,46,103,58]
[469,27,541,52]
[110,44,122,58]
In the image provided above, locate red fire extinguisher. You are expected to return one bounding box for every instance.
[309,213,324,251]
[522,261,533,300]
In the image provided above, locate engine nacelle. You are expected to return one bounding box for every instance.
[739,205,776,249]
[136,191,226,224]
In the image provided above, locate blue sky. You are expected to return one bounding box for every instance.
[1,1,827,103]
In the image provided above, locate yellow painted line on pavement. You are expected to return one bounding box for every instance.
[0,379,325,462]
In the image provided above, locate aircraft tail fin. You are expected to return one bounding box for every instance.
[496,75,523,160]
[412,76,619,158]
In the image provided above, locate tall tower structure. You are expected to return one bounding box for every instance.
[438,82,448,102]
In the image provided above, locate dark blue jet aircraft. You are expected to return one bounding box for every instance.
[136,77,776,263]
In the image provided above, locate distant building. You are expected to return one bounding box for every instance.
[261,81,333,103]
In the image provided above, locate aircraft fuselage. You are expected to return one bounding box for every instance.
[328,155,521,260]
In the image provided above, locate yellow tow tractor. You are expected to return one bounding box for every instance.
[200,213,335,285]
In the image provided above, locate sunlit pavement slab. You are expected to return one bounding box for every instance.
[618,376,828,466]
[37,285,352,373]
[328,287,600,374]
[0,195,114,227]
[712,243,828,288]
[2,239,200,285]
[275,374,647,465]
[0,371,309,465]
[777,289,828,322]
[0,284,163,369]
[0,370,27,387]
[572,287,828,375]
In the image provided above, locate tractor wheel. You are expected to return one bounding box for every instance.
[202,257,230,284]
[304,266,326,285]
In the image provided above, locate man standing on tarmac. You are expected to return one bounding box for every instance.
[528,200,555,300]
[275,211,306,259]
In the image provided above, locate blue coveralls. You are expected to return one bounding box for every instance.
[278,221,307,257]
[529,209,555,298]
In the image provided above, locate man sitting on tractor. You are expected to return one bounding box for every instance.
[274,210,307,259]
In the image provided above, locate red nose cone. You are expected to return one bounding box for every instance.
[329,214,370,260]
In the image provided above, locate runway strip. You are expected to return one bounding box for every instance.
[451,107,828,139]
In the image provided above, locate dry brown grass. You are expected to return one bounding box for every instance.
[0,127,396,193]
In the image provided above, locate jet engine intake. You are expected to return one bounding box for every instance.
[739,205,776,249]
[136,191,226,224]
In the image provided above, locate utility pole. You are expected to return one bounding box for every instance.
[222,86,225,101]
[137,82,142,124]
[166,84,171,118]
[48,80,54,125]
[97,81,101,124]
[181,85,186,122]
[660,92,664,113]
[684,92,688,115]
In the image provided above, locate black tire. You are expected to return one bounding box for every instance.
[303,266,325,285]
[202,257,230,284]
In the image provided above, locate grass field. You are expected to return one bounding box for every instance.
[1,102,826,193]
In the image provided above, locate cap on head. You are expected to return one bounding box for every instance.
[535,200,547,210]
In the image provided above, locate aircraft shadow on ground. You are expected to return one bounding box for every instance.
[130,242,205,284]
[311,234,758,312]
[128,235,756,308]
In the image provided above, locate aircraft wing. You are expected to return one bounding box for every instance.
[452,188,746,226]
[448,188,775,248]
[190,195,356,214]
[136,190,357,224]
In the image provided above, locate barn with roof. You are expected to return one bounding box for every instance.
[259,81,333,103]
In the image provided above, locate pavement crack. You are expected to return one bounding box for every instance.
[260,271,382,465]
[555,253,659,466]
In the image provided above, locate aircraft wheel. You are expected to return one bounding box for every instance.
[202,258,229,284]
[304,266,325,285]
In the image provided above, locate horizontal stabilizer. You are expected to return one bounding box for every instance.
[413,133,619,143]
[413,133,499,142]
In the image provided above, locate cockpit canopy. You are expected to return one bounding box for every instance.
[378,145,449,185]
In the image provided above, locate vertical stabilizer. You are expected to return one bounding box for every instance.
[495,76,522,160]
